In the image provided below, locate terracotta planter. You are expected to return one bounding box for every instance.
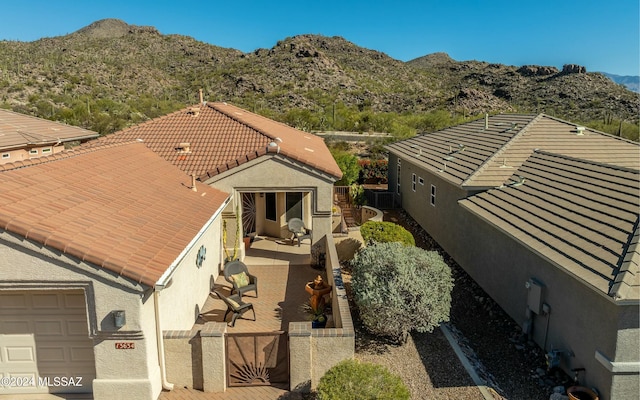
[567,386,598,400]
[243,236,251,249]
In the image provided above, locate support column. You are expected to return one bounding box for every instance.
[201,322,227,392]
[289,322,312,392]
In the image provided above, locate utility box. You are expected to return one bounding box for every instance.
[526,279,544,314]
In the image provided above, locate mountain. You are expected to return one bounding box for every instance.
[0,19,637,137]
[601,72,639,93]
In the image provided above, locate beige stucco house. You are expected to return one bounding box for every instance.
[0,108,98,164]
[0,141,230,399]
[387,114,640,400]
[0,103,343,399]
[85,101,342,259]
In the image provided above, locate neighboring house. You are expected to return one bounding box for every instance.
[85,102,342,258]
[0,141,230,399]
[386,114,640,400]
[0,108,98,164]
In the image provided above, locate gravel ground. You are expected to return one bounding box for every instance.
[339,209,573,400]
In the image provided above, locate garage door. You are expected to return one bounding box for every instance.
[0,290,95,394]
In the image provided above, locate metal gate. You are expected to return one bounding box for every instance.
[226,331,289,387]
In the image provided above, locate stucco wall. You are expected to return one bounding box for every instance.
[457,209,640,399]
[0,145,64,165]
[393,155,639,400]
[158,214,223,330]
[289,234,355,392]
[0,232,162,400]
[205,155,335,244]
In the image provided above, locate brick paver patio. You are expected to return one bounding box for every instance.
[160,236,324,400]
[194,236,329,333]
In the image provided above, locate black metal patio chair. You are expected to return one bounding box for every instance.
[214,290,256,327]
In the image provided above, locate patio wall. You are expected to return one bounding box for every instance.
[290,233,355,391]
[163,323,227,392]
[162,234,354,394]
[361,205,383,223]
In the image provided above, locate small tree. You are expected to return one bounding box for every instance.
[348,183,366,207]
[352,242,453,342]
[316,359,409,400]
[360,221,415,246]
[330,149,360,186]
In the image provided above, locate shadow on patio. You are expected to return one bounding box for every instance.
[195,236,331,333]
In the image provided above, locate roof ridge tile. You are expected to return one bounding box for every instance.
[462,113,543,187]
[0,140,145,172]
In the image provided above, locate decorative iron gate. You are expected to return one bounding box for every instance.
[241,192,256,235]
[226,331,289,387]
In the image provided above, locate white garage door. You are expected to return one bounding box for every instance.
[0,290,95,394]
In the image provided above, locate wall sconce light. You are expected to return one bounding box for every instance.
[113,310,126,328]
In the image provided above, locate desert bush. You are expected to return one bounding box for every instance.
[316,359,409,400]
[360,221,415,246]
[352,242,453,342]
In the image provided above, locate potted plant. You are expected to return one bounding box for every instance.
[301,301,328,329]
[243,234,252,249]
[302,275,332,328]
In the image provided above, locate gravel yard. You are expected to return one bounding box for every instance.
[339,209,572,400]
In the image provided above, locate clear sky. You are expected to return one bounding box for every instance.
[1,0,638,76]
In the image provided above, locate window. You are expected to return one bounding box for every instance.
[265,193,276,221]
[396,160,401,194]
[29,149,38,155]
[418,177,424,185]
[1,153,9,159]
[42,147,52,154]
[411,173,416,192]
[285,192,303,222]
[430,185,436,206]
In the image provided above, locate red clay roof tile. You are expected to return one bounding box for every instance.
[0,141,229,287]
[83,102,342,180]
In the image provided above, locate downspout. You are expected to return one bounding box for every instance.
[154,288,174,391]
[152,194,231,392]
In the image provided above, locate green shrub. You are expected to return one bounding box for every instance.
[360,221,415,246]
[352,242,453,342]
[331,149,360,186]
[316,359,409,400]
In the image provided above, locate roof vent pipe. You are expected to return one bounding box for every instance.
[484,113,489,130]
[191,174,197,192]
[199,89,204,105]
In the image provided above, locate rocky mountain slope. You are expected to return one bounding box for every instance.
[0,19,637,136]
[602,72,639,93]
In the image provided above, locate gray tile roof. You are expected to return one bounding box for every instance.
[387,113,640,188]
[460,151,640,300]
[0,109,99,150]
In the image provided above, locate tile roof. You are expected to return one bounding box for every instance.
[0,141,230,287]
[460,151,640,300]
[84,102,342,180]
[386,114,640,188]
[0,109,99,150]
